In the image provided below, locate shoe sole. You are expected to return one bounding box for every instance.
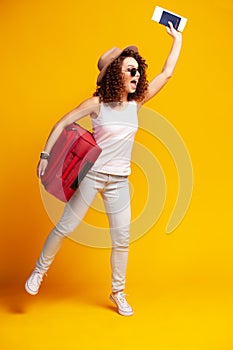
[25,281,39,296]
[109,294,134,316]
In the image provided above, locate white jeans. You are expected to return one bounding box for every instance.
[36,169,131,292]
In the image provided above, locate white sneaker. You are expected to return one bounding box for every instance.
[25,268,45,295]
[110,291,134,316]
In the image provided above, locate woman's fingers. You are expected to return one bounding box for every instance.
[166,21,182,40]
[37,159,48,178]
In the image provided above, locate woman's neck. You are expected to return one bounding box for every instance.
[121,91,128,102]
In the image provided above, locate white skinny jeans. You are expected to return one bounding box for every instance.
[36,169,131,293]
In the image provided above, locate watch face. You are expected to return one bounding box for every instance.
[40,152,50,160]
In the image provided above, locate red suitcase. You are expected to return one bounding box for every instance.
[41,123,102,202]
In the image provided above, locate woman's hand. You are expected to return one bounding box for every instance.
[166,21,182,41]
[37,159,48,178]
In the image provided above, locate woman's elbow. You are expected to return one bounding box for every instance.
[163,70,173,80]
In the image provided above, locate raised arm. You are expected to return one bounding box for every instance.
[142,22,182,104]
[37,96,100,177]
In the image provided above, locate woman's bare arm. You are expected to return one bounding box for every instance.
[37,96,100,177]
[142,22,182,104]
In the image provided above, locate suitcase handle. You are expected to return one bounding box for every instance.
[70,161,93,190]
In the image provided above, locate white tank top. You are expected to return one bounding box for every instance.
[91,101,138,176]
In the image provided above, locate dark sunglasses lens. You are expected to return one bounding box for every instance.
[130,68,137,77]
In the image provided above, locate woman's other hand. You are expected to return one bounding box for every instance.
[37,159,48,178]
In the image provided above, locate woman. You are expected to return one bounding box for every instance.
[25,22,182,316]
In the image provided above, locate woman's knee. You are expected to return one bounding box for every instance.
[110,226,130,249]
[53,220,78,238]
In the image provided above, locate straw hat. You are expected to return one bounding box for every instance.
[97,45,138,85]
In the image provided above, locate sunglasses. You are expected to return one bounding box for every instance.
[125,67,141,77]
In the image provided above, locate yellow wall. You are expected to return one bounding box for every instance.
[0,0,233,349]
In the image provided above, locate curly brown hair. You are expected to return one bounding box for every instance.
[93,49,149,103]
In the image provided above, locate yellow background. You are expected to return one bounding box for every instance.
[1,0,233,349]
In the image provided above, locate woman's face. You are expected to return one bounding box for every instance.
[121,57,140,94]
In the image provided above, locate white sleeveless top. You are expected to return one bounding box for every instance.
[91,101,138,176]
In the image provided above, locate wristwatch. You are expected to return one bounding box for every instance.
[40,151,50,160]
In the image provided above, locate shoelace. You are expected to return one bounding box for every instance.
[115,293,130,307]
[30,270,45,285]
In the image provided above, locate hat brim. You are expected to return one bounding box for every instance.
[97,45,138,85]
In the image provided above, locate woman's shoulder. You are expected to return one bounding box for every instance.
[81,95,100,107]
[82,96,100,118]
